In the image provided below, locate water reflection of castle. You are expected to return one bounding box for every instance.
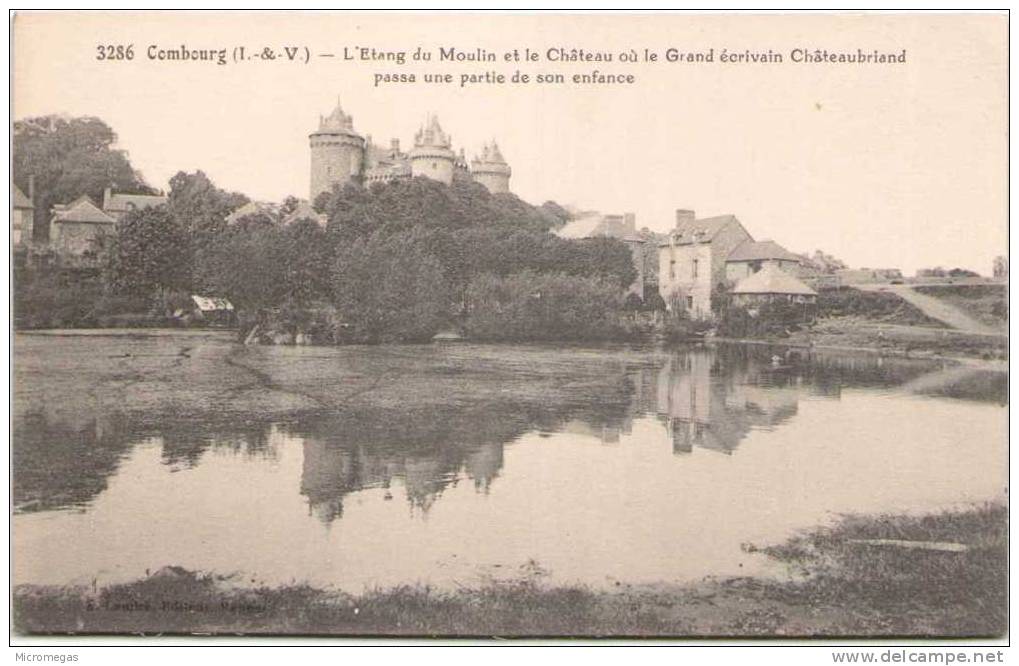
[16,346,1001,519]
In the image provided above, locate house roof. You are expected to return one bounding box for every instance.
[727,240,802,263]
[732,264,817,296]
[104,191,167,213]
[53,199,116,225]
[659,214,744,247]
[225,201,278,224]
[282,200,327,226]
[13,184,33,209]
[555,213,643,242]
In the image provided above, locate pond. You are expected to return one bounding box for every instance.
[12,332,1008,592]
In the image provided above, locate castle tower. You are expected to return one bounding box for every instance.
[409,114,456,185]
[309,97,365,202]
[470,140,512,194]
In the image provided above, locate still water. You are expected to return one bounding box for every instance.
[12,333,1007,592]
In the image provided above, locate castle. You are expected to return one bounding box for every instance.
[309,97,512,202]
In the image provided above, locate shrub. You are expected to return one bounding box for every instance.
[465,271,626,342]
[331,233,452,344]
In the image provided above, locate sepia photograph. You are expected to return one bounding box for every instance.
[7,9,1010,648]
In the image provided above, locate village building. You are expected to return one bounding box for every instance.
[50,195,117,256]
[730,263,818,306]
[555,211,646,300]
[12,179,34,246]
[309,97,512,201]
[225,201,279,225]
[101,188,167,220]
[657,210,753,318]
[282,200,327,227]
[725,240,804,282]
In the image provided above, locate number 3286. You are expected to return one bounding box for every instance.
[96,44,135,60]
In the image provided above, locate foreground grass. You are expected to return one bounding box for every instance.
[13,504,1006,638]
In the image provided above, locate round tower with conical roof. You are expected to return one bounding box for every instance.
[470,140,512,194]
[409,114,456,185]
[309,97,365,202]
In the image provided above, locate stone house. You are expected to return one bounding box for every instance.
[282,200,327,227]
[725,240,804,283]
[12,179,34,246]
[225,201,280,225]
[658,210,752,318]
[50,196,117,256]
[730,264,818,306]
[102,188,167,220]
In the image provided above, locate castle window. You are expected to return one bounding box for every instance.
[669,260,676,279]
[432,162,437,168]
[686,296,694,310]
[692,259,699,278]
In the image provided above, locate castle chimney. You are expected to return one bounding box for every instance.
[104,187,112,209]
[391,138,400,155]
[675,209,695,229]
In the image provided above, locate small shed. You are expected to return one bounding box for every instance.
[189,295,236,327]
[731,264,818,306]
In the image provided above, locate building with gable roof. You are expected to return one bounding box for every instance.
[725,239,804,283]
[50,195,117,255]
[555,211,647,299]
[102,188,167,220]
[658,210,753,318]
[730,263,817,306]
[12,178,34,246]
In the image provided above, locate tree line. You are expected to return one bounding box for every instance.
[14,116,643,343]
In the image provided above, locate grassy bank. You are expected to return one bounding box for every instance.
[783,316,1008,362]
[13,504,1005,638]
[912,285,1008,333]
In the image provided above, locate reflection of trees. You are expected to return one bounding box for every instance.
[12,408,282,512]
[15,343,1003,517]
[13,410,134,512]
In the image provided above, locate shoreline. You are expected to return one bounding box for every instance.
[12,504,1006,638]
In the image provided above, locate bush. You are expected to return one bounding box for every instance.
[332,233,452,344]
[14,272,104,329]
[817,287,936,326]
[465,271,626,342]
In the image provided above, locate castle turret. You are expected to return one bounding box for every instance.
[309,97,365,202]
[409,114,456,185]
[470,140,512,194]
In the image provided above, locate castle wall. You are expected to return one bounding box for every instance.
[309,134,364,202]
[473,171,510,194]
[410,154,454,185]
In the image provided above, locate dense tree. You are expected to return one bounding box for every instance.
[104,206,191,298]
[465,271,625,342]
[13,115,156,241]
[167,170,249,241]
[331,232,452,343]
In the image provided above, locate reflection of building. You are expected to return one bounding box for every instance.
[654,350,801,455]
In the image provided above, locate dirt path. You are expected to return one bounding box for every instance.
[858,284,1002,335]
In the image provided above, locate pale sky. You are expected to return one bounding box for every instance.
[12,12,1008,275]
